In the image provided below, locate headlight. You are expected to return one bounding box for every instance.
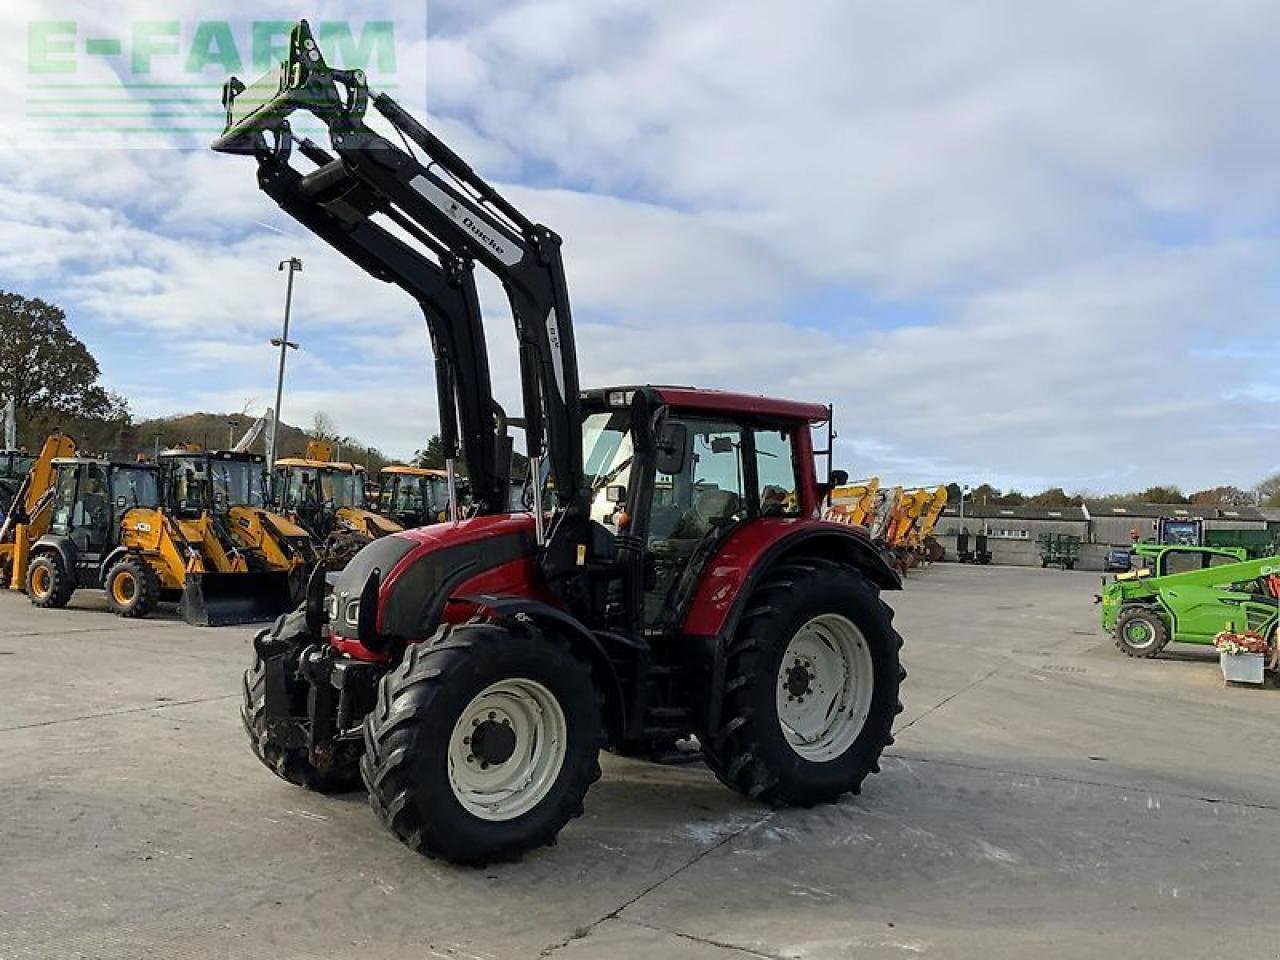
[325,594,339,621]
[344,598,360,626]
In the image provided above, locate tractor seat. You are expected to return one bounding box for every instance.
[694,488,740,527]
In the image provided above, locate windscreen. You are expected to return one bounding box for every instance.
[210,459,266,509]
[583,411,634,526]
[277,467,320,509]
[322,469,365,508]
[112,468,160,510]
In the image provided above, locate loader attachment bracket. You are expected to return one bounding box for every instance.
[213,20,368,156]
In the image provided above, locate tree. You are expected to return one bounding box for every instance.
[969,483,1001,505]
[0,290,128,420]
[1137,485,1188,504]
[992,489,1026,506]
[1029,487,1080,507]
[1256,474,1280,508]
[413,435,446,469]
[309,411,340,442]
[1189,485,1251,506]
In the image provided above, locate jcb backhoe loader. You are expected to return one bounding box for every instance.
[159,447,316,622]
[215,21,903,864]
[0,432,78,589]
[23,456,291,625]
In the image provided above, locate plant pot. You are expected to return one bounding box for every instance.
[1219,651,1265,685]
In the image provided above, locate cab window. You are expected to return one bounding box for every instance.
[754,427,800,517]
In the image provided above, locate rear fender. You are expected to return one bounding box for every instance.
[461,594,626,744]
[681,521,900,640]
[681,522,902,746]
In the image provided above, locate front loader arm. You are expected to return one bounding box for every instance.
[213,19,586,534]
[252,151,505,515]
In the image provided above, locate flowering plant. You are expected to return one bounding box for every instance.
[1213,630,1271,656]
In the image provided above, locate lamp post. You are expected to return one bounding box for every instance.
[268,258,302,466]
[958,483,971,533]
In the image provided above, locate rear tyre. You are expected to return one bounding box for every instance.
[241,649,361,793]
[26,554,73,608]
[361,622,602,865]
[1114,606,1169,659]
[702,560,903,807]
[105,556,159,619]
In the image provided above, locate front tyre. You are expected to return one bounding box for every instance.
[702,559,904,807]
[241,648,361,793]
[361,622,602,865]
[105,556,159,619]
[1113,606,1169,658]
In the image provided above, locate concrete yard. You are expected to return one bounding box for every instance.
[1,564,1277,959]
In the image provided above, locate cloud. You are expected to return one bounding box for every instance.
[0,0,1276,490]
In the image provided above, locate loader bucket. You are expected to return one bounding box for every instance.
[179,571,294,627]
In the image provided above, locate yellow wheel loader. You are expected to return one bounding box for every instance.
[159,447,318,622]
[274,446,402,565]
[0,432,78,590]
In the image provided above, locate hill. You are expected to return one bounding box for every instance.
[13,409,396,473]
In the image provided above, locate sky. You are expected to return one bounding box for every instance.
[1,0,1277,494]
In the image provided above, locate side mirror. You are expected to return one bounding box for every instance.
[830,469,849,487]
[655,422,687,476]
[115,496,127,509]
[606,484,627,504]
[710,437,734,455]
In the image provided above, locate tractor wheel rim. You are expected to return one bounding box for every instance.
[447,678,567,822]
[31,566,50,597]
[1126,620,1154,647]
[112,572,136,605]
[776,613,875,763]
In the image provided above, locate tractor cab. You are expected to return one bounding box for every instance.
[378,465,451,528]
[575,387,818,628]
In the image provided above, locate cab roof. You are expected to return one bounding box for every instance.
[161,448,265,463]
[586,386,831,423]
[52,457,158,470]
[275,458,366,472]
[381,465,448,478]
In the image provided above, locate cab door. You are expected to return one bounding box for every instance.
[70,463,113,561]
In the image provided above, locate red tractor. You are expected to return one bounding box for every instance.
[216,21,904,865]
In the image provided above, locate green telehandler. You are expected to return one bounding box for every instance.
[1099,551,1280,659]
